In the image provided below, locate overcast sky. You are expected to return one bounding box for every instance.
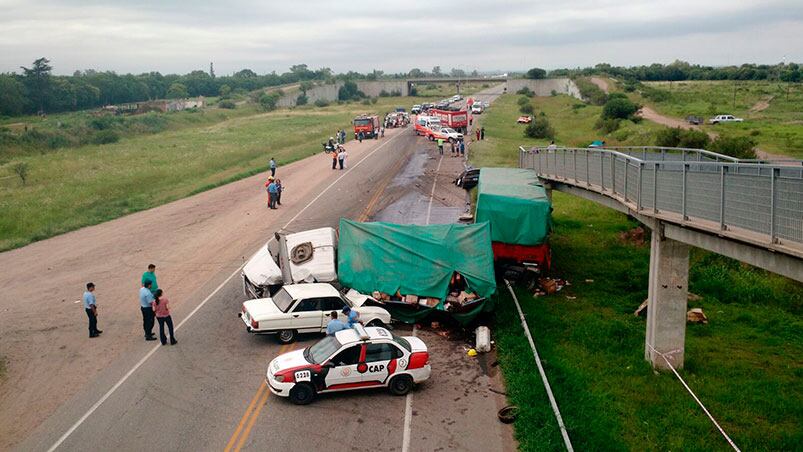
[1,0,801,75]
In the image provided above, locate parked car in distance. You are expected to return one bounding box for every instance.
[471,104,483,114]
[709,114,744,124]
[411,105,422,114]
[517,115,532,124]
[454,167,480,190]
[266,325,431,404]
[240,283,391,344]
[686,115,703,125]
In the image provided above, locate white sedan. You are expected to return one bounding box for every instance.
[240,283,391,343]
[266,325,431,404]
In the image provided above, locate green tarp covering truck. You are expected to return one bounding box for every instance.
[337,219,496,325]
[475,168,552,270]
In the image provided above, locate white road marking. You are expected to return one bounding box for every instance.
[402,151,442,452]
[47,131,405,452]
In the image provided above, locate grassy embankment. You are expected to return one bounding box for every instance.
[471,94,803,451]
[631,80,803,158]
[0,97,418,251]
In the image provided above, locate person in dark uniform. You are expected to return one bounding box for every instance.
[139,280,157,340]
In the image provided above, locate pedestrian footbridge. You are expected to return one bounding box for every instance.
[519,146,803,369]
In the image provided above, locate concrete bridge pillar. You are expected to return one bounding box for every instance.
[645,231,690,370]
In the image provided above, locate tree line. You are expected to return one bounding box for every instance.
[0,59,336,116]
[547,60,801,82]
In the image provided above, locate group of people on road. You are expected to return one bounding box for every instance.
[331,146,348,170]
[265,176,283,209]
[335,129,346,145]
[475,126,485,141]
[82,263,177,346]
[326,306,360,335]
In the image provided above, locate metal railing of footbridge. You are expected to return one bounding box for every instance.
[519,146,803,252]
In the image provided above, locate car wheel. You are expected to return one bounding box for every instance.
[277,329,296,344]
[367,319,384,328]
[389,374,414,396]
[289,383,316,405]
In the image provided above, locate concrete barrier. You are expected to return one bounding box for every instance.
[276,81,344,108]
[355,80,409,97]
[505,78,581,99]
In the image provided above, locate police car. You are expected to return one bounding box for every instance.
[266,325,431,404]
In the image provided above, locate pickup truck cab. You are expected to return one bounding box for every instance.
[241,283,391,343]
[709,114,744,124]
[471,104,483,114]
[428,127,463,142]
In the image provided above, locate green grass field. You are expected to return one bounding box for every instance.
[470,93,665,165]
[471,94,803,451]
[633,80,803,158]
[0,98,417,251]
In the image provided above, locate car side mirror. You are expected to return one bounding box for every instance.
[324,362,335,368]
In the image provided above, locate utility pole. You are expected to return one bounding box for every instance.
[210,62,215,78]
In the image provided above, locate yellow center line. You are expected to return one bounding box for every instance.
[224,343,289,452]
[233,344,302,451]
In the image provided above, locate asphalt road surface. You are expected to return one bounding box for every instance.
[15,85,515,452]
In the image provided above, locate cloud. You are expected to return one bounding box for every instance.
[0,0,800,75]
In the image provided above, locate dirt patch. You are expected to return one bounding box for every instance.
[638,106,718,139]
[749,96,773,113]
[590,77,610,94]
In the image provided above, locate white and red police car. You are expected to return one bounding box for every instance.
[266,325,431,404]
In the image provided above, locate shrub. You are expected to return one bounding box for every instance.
[655,127,711,149]
[89,116,119,130]
[595,117,621,134]
[294,94,307,106]
[551,90,558,96]
[519,103,534,114]
[709,136,756,159]
[338,81,365,101]
[524,115,555,139]
[602,97,638,120]
[642,86,671,102]
[46,134,70,149]
[313,99,330,107]
[92,130,120,145]
[390,89,402,97]
[516,86,535,97]
[379,89,390,97]
[517,96,531,107]
[258,92,281,111]
[218,100,237,109]
[12,162,28,185]
[371,97,378,104]
[655,127,681,147]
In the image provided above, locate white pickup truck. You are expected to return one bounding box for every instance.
[709,114,744,124]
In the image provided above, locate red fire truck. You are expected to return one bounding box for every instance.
[428,109,468,133]
[353,115,380,139]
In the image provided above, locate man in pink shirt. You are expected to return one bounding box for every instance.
[151,289,177,345]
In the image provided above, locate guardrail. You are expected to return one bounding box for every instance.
[520,146,803,249]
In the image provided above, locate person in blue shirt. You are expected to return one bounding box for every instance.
[139,281,157,341]
[326,311,350,336]
[83,282,102,338]
[267,181,279,209]
[342,306,360,327]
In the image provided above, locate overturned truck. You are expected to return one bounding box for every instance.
[337,219,497,325]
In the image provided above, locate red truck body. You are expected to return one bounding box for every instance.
[353,115,380,138]
[492,242,551,271]
[429,109,468,132]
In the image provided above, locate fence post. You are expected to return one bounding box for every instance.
[653,163,659,214]
[600,152,605,191]
[637,162,643,210]
[612,154,617,195]
[573,149,578,183]
[719,165,726,230]
[624,159,629,202]
[770,167,778,244]
[682,163,688,221]
[586,150,590,187]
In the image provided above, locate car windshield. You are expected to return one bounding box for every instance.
[305,335,343,364]
[391,333,411,352]
[271,288,294,312]
[443,128,455,133]
[354,118,371,126]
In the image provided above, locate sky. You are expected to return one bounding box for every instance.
[1,0,801,76]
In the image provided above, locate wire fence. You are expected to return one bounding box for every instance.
[520,147,803,248]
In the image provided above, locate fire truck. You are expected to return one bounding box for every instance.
[428,109,468,133]
[353,115,380,139]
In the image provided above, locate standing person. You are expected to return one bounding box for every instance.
[83,282,102,338]
[358,131,364,143]
[338,148,348,169]
[326,311,350,336]
[140,281,157,341]
[264,176,274,207]
[450,140,456,157]
[459,139,466,156]
[437,138,444,156]
[269,158,277,177]
[342,306,360,327]
[331,148,338,170]
[475,128,481,141]
[340,130,346,144]
[480,127,485,140]
[275,179,283,206]
[151,289,177,345]
[267,179,278,209]
[142,264,158,295]
[380,126,385,137]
